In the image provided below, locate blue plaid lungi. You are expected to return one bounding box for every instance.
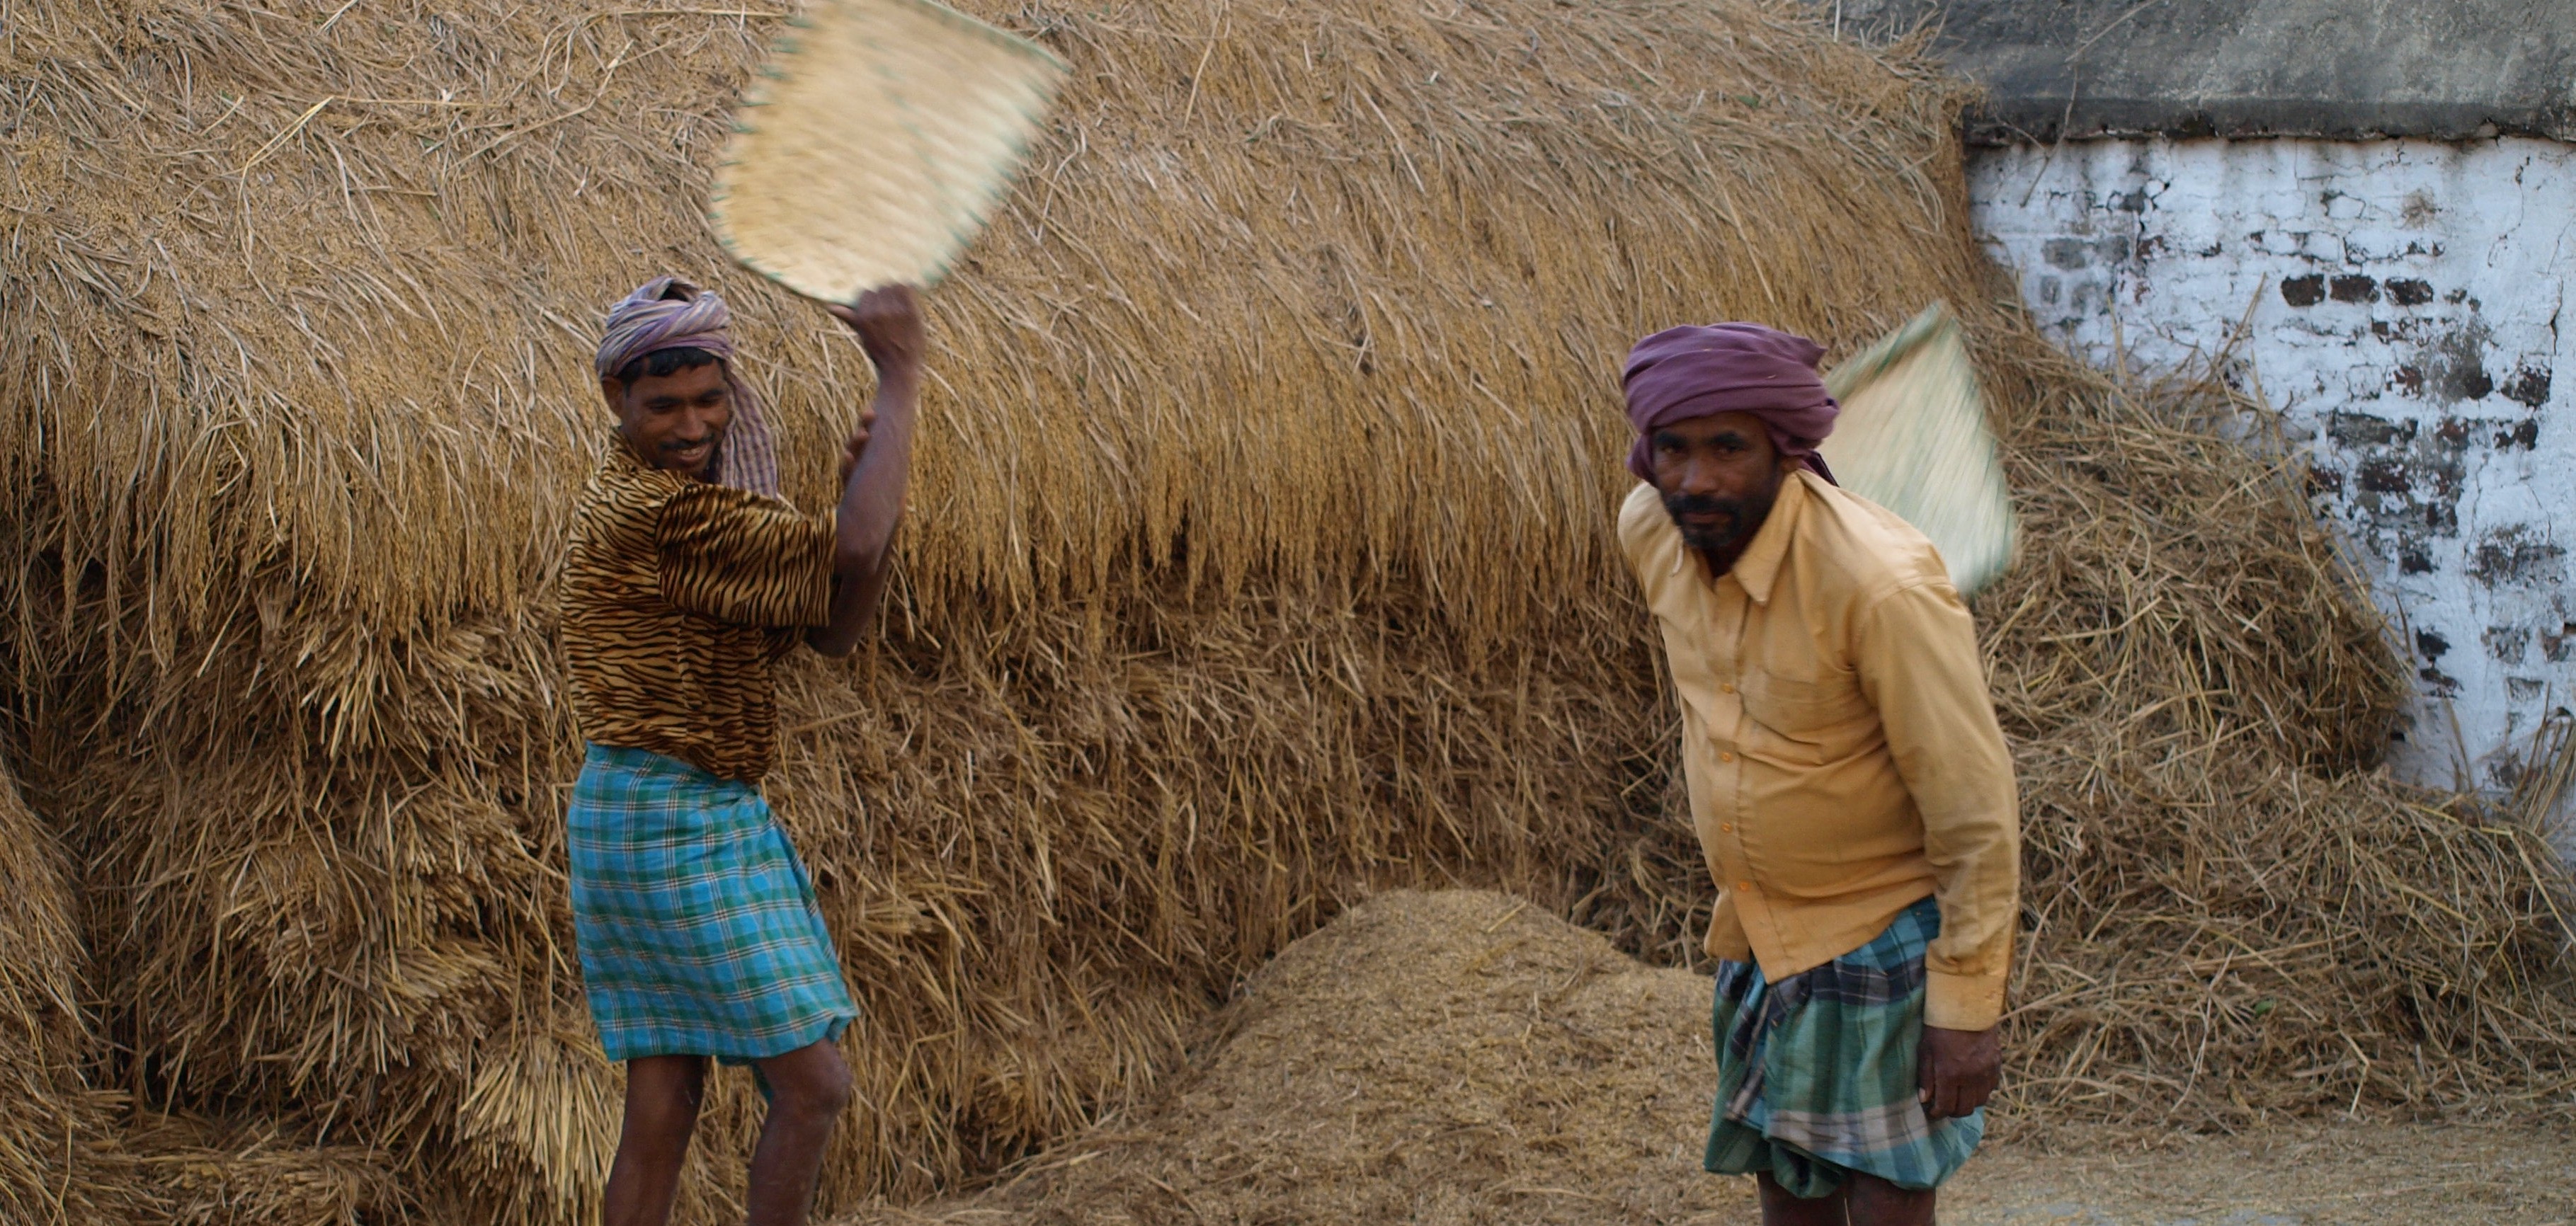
[1704,896,1983,1197]
[569,743,857,1065]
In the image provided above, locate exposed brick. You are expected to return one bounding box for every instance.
[2388,278,2437,305]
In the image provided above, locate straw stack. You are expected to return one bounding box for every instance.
[0,759,139,1222]
[0,0,2563,1221]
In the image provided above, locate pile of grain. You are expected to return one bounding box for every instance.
[842,888,1750,1226]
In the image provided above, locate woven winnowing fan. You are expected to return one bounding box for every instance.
[712,0,1067,300]
[1819,304,2017,597]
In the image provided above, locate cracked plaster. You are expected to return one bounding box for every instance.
[1968,137,2576,827]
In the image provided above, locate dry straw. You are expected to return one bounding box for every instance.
[0,0,2563,1220]
[0,760,139,1224]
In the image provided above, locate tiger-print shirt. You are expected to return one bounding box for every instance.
[562,435,835,782]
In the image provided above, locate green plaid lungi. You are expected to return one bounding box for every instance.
[1704,895,1983,1197]
[569,743,857,1065]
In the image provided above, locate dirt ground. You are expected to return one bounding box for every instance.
[1951,1121,2574,1224]
[834,890,2574,1225]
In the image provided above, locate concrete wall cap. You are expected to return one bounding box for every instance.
[1830,0,2576,143]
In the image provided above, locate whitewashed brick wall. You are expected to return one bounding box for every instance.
[1968,137,2576,813]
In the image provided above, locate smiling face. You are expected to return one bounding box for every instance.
[603,359,731,480]
[1645,410,1800,568]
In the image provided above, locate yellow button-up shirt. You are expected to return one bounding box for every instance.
[1619,471,2019,1031]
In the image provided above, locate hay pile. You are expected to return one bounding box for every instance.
[0,0,2564,1222]
[0,755,136,1224]
[1981,356,2574,1118]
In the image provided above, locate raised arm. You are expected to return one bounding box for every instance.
[806,285,925,656]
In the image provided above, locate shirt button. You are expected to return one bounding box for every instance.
[1718,751,1736,762]
[1719,823,1735,833]
[1721,682,1737,694]
[1736,881,1753,891]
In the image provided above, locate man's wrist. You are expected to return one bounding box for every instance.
[1924,967,2005,1031]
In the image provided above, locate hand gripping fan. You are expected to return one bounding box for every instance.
[711,0,1068,300]
[1818,303,2018,598]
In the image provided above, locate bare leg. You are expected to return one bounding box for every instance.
[1845,1174,1935,1226]
[1757,1171,1850,1226]
[744,1038,855,1226]
[605,1055,708,1226]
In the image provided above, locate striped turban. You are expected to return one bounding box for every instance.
[596,276,780,497]
[1622,323,1840,484]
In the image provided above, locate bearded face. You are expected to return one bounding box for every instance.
[1646,411,1794,566]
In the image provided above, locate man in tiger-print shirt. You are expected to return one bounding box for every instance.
[559,277,921,1226]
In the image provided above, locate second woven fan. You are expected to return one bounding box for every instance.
[1820,304,2018,598]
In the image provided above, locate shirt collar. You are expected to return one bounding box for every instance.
[603,428,702,482]
[1726,471,1808,605]
[605,428,646,471]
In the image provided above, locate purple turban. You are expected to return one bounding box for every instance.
[1622,323,1839,484]
[597,276,779,497]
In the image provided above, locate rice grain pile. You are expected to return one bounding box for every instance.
[839,888,1751,1226]
[0,0,2563,1221]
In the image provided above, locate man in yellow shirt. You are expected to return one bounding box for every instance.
[1615,323,2020,1225]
